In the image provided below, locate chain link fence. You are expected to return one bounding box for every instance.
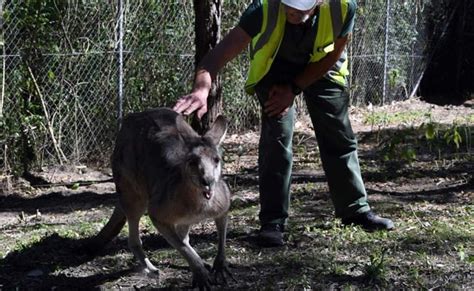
[349,0,447,107]
[0,0,455,173]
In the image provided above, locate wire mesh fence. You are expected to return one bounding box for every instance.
[350,0,431,106]
[0,0,456,173]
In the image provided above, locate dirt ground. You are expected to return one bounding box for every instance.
[0,98,473,290]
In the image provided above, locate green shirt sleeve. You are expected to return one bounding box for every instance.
[238,0,263,38]
[340,0,357,37]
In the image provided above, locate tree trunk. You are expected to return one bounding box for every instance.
[192,0,222,133]
[454,0,466,97]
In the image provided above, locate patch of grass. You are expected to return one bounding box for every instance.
[230,203,259,220]
[285,272,312,289]
[56,228,82,239]
[78,221,103,236]
[364,110,428,129]
[141,215,155,233]
[13,232,44,253]
[364,247,388,283]
[148,245,183,265]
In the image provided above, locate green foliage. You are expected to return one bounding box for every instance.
[443,123,462,149]
[4,0,64,51]
[364,248,388,283]
[122,1,196,112]
[423,118,472,154]
[424,121,437,140]
[367,109,472,164]
[388,68,403,89]
[1,0,66,173]
[376,128,417,163]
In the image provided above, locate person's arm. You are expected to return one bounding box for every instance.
[293,34,350,90]
[264,34,350,117]
[174,27,252,119]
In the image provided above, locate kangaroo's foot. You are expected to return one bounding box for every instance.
[132,258,160,279]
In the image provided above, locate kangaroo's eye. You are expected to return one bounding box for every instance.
[214,157,220,164]
[189,157,200,167]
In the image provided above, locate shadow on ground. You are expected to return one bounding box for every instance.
[0,233,132,289]
[0,191,116,214]
[0,224,255,289]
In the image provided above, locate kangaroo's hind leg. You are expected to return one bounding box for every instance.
[121,188,159,274]
[213,214,234,284]
[127,213,159,273]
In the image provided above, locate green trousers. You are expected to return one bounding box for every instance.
[256,79,370,226]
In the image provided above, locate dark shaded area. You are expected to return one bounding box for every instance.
[0,234,134,289]
[420,0,474,104]
[0,191,116,214]
[23,173,113,189]
[367,181,472,204]
[224,172,327,186]
[398,232,472,255]
[0,226,253,290]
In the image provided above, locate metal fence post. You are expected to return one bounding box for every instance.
[0,0,4,119]
[382,0,391,105]
[117,0,124,126]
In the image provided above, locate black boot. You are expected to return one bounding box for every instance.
[257,224,285,247]
[342,211,394,231]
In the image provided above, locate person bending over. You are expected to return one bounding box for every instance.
[174,0,394,247]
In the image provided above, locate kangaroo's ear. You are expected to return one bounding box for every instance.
[176,114,199,138]
[204,115,227,146]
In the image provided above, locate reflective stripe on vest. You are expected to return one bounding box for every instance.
[310,0,349,87]
[245,0,350,94]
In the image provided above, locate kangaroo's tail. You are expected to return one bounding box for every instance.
[84,205,126,254]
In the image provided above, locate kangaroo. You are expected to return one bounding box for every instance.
[87,108,232,289]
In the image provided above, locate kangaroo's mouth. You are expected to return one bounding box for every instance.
[203,189,212,200]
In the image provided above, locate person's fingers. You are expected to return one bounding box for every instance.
[266,110,276,117]
[278,107,289,117]
[183,101,203,116]
[197,106,208,119]
[263,101,273,113]
[266,100,292,117]
[264,102,282,117]
[173,96,192,113]
[264,95,280,108]
[269,87,277,98]
[263,99,272,109]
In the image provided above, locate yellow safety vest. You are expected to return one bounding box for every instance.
[245,0,350,94]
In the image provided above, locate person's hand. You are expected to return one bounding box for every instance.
[264,84,295,117]
[173,89,208,119]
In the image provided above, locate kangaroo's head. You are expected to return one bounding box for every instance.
[177,115,227,200]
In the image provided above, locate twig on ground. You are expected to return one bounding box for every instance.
[409,204,430,229]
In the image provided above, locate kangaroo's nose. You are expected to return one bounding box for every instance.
[201,177,213,200]
[201,176,213,187]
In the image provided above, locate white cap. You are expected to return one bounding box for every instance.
[281,0,318,10]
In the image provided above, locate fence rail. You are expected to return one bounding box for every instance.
[0,0,454,173]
